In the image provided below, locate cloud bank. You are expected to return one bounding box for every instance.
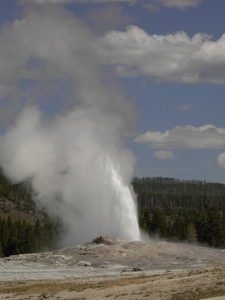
[144,0,202,11]
[17,1,224,85]
[135,124,225,166]
[100,26,225,84]
[134,124,225,150]
[157,0,202,9]
[18,0,202,9]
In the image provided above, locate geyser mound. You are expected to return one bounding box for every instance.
[91,235,123,245]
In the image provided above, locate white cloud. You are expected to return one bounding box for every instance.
[217,152,225,169]
[143,0,202,11]
[134,124,225,150]
[158,0,202,9]
[18,0,134,3]
[154,150,178,160]
[16,1,220,85]
[19,0,73,3]
[99,26,225,84]
[18,0,202,9]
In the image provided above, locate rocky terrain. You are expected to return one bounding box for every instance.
[0,236,225,299]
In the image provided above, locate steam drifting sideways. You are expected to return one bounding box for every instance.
[0,5,140,246]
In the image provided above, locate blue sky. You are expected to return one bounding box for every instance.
[1,0,225,184]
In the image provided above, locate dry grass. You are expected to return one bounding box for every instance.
[171,265,225,300]
[0,275,150,295]
[171,290,225,300]
[1,265,225,300]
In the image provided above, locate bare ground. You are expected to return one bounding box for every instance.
[0,238,225,300]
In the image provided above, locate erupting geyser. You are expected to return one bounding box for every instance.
[0,4,140,246]
[91,154,140,242]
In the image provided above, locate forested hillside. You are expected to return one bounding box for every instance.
[1,171,225,257]
[132,177,225,247]
[0,169,59,257]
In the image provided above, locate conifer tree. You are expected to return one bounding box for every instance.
[205,207,225,247]
[186,222,198,243]
[0,243,3,258]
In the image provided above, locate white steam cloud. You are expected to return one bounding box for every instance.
[0,5,140,245]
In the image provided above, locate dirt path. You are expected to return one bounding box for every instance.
[0,265,225,300]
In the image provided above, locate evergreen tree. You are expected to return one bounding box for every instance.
[0,243,3,258]
[172,215,186,240]
[150,207,168,237]
[1,219,10,256]
[205,207,225,247]
[195,210,208,244]
[186,222,198,243]
[24,223,36,253]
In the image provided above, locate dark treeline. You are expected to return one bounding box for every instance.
[0,169,60,257]
[0,168,39,216]
[132,177,225,247]
[0,217,57,257]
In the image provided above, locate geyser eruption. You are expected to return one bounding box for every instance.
[0,4,140,245]
[93,154,140,241]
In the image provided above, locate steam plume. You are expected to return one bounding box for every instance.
[0,5,140,245]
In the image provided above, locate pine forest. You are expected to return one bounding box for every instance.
[0,170,225,257]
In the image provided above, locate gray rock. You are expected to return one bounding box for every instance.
[92,235,123,245]
[77,260,92,267]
